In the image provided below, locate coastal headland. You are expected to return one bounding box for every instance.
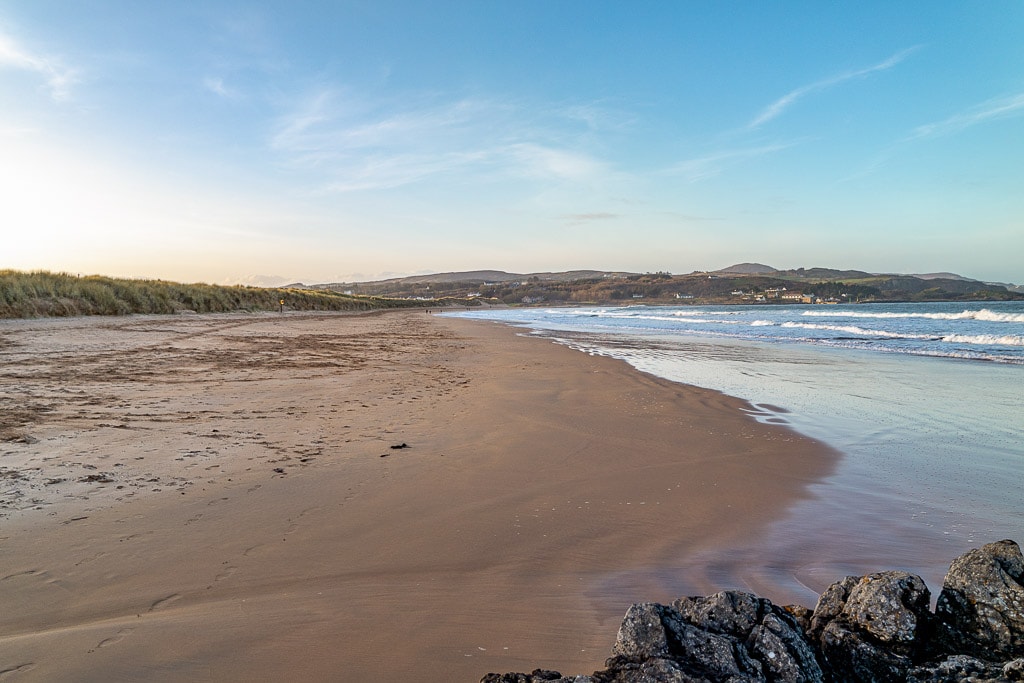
[0,310,835,681]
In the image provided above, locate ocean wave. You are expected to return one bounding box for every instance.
[941,334,1024,347]
[631,314,741,325]
[750,320,775,326]
[780,321,931,339]
[803,308,1024,323]
[816,339,1024,364]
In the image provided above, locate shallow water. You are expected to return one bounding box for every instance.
[450,302,1024,606]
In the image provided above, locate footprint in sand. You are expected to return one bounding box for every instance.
[148,593,181,611]
[97,628,133,649]
[0,569,43,582]
[214,565,237,582]
[242,544,264,557]
[0,663,36,679]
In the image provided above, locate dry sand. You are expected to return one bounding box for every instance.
[0,310,835,681]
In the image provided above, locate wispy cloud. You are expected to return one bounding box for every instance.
[559,212,619,225]
[0,28,78,101]
[909,92,1024,140]
[748,46,920,129]
[665,142,795,182]
[559,101,635,133]
[322,150,490,192]
[270,88,610,192]
[203,76,239,99]
[505,143,605,181]
[657,210,722,222]
[842,91,1024,182]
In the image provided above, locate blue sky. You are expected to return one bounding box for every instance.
[2,2,1022,285]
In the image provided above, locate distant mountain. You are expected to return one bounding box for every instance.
[912,272,973,281]
[319,269,633,288]
[781,267,875,280]
[302,266,1022,305]
[714,263,779,275]
[357,270,520,285]
[988,281,1024,293]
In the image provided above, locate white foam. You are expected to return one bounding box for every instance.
[942,334,1024,347]
[803,308,1024,323]
[780,321,931,339]
[624,314,742,325]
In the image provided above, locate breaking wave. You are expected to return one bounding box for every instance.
[941,334,1024,347]
[803,308,1024,323]
[780,321,931,339]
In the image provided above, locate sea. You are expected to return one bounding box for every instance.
[448,301,1024,606]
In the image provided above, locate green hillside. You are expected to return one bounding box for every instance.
[0,270,431,319]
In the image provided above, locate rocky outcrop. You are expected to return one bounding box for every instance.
[482,540,1024,683]
[933,539,1024,660]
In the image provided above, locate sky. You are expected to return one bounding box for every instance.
[2,2,1023,286]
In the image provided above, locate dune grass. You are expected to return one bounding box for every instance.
[0,270,428,319]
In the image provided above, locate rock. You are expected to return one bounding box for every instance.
[781,605,814,634]
[907,654,1006,682]
[660,609,762,679]
[484,541,1024,683]
[480,669,578,683]
[807,576,859,643]
[817,619,913,683]
[592,656,706,682]
[673,591,764,638]
[611,603,671,661]
[807,571,931,682]
[840,572,931,654]
[671,591,822,683]
[1006,659,1024,681]
[748,611,823,683]
[934,539,1024,660]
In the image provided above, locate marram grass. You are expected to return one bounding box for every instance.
[0,270,427,319]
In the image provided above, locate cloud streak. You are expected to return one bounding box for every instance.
[203,76,240,99]
[0,28,77,101]
[748,46,920,129]
[665,142,795,182]
[844,91,1024,182]
[909,92,1024,140]
[559,212,618,224]
[270,89,610,192]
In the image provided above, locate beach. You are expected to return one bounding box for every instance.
[0,311,834,681]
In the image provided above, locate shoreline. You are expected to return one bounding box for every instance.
[0,311,836,681]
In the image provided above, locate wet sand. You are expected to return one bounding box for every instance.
[0,311,835,681]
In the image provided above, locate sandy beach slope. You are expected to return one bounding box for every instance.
[0,311,834,681]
